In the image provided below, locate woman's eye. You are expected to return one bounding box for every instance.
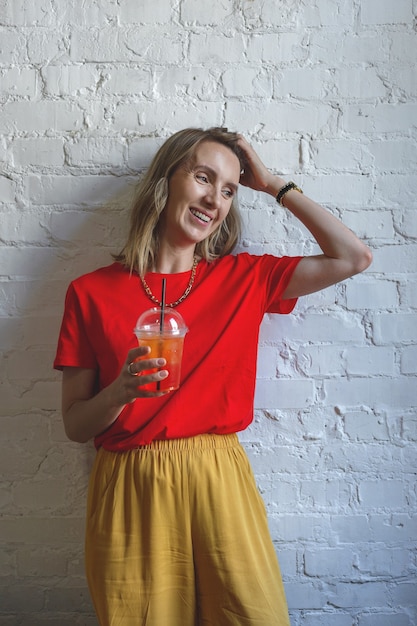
[223,188,234,199]
[196,173,209,183]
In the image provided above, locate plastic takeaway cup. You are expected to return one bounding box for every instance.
[133,307,188,392]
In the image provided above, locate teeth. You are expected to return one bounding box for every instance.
[191,209,211,223]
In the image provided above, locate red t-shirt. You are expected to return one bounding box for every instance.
[54,253,302,450]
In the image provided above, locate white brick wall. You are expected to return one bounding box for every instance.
[1,0,416,623]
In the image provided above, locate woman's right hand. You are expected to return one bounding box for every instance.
[61,347,169,443]
[114,346,169,403]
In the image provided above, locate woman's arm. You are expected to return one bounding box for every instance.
[62,346,169,443]
[238,136,372,298]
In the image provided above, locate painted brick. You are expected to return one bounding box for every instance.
[224,100,337,136]
[324,377,416,408]
[253,139,300,174]
[0,28,26,63]
[345,280,398,310]
[371,244,417,274]
[1,67,38,97]
[373,313,417,345]
[397,209,417,238]
[66,138,126,167]
[127,137,163,169]
[245,33,308,65]
[256,345,279,378]
[345,346,396,376]
[311,139,373,172]
[285,581,327,610]
[0,0,55,26]
[119,26,184,64]
[223,67,272,99]
[358,614,412,626]
[357,546,411,577]
[119,0,172,23]
[327,582,389,609]
[12,480,69,511]
[375,174,417,206]
[69,27,127,63]
[343,410,391,441]
[401,345,417,374]
[369,513,417,543]
[302,1,354,27]
[112,100,222,134]
[296,344,346,376]
[368,139,417,172]
[26,174,132,206]
[0,176,16,203]
[343,103,417,134]
[248,443,322,475]
[189,33,245,64]
[12,138,65,167]
[302,174,373,207]
[241,0,300,28]
[0,101,83,133]
[26,29,67,64]
[390,32,417,63]
[275,67,334,100]
[361,0,412,25]
[101,67,153,96]
[300,479,351,510]
[304,547,355,577]
[0,211,51,245]
[255,379,315,409]
[17,547,68,577]
[390,581,417,608]
[41,64,101,96]
[310,32,390,65]
[260,312,366,344]
[392,66,417,109]
[358,480,406,509]
[181,0,233,24]
[155,67,221,101]
[299,613,353,626]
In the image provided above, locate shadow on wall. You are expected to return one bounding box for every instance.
[1,178,142,622]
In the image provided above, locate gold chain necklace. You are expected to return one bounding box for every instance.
[139,257,199,308]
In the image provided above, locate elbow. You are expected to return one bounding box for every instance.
[348,244,372,277]
[63,418,91,444]
[356,245,373,274]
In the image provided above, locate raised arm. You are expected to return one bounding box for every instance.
[238,136,372,299]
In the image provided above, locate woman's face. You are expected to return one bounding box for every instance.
[160,140,241,250]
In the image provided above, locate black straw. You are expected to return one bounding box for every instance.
[160,278,166,333]
[157,278,166,391]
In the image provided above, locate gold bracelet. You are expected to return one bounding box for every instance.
[276,181,303,206]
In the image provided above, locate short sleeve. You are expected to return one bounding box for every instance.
[263,255,303,314]
[53,282,98,371]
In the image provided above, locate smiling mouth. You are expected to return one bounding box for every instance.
[190,208,211,223]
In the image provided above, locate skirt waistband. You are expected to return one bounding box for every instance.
[104,433,240,453]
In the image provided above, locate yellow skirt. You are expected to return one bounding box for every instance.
[85,434,290,626]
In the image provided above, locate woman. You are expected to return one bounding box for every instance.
[54,127,372,625]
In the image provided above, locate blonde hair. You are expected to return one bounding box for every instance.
[114,127,246,275]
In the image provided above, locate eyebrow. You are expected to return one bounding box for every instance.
[194,164,239,193]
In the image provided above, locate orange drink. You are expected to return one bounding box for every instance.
[136,334,185,392]
[134,307,188,393]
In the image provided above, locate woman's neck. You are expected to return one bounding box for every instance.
[153,247,197,274]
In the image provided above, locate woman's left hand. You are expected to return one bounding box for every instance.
[237,135,283,194]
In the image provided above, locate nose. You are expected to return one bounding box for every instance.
[204,184,222,209]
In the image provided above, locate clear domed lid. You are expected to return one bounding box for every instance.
[134,307,188,336]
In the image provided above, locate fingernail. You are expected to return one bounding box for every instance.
[159,370,168,378]
[156,359,166,366]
